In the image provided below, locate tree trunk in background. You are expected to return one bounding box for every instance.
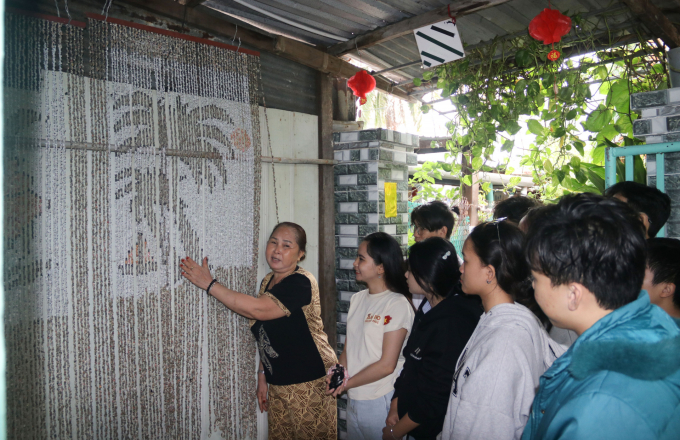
[461,147,479,227]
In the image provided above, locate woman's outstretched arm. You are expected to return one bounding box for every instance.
[180,256,285,320]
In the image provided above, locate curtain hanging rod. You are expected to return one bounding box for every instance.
[6,137,337,165]
[85,12,260,57]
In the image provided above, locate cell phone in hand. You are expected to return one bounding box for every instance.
[328,364,345,392]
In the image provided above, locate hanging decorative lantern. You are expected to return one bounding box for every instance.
[348,70,376,105]
[528,8,571,61]
[529,8,571,45]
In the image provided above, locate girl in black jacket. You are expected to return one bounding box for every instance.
[382,237,482,440]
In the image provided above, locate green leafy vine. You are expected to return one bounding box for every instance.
[412,10,667,201]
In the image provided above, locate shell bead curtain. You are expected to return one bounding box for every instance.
[3,12,261,439]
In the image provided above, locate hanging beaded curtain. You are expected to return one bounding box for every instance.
[4,11,261,439]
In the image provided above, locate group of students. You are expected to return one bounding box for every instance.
[326,181,680,440]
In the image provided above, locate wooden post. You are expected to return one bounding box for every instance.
[318,72,337,349]
[461,147,479,227]
[333,78,357,122]
[465,179,479,227]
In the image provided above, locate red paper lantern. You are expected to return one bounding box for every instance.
[547,49,561,61]
[348,70,376,105]
[529,8,572,45]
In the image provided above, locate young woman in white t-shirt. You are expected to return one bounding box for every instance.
[326,232,415,440]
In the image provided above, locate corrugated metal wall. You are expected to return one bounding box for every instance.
[259,51,318,116]
[242,39,318,116]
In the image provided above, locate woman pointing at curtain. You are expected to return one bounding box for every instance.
[180,222,337,439]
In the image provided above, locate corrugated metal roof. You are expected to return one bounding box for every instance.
[202,0,680,98]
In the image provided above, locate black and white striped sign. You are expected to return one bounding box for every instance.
[413,19,465,68]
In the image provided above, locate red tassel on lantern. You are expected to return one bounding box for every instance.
[529,8,571,45]
[348,70,376,105]
[547,50,561,61]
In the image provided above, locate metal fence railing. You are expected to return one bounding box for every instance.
[451,216,470,257]
[605,142,680,238]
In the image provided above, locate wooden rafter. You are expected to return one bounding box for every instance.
[619,0,680,48]
[327,0,513,56]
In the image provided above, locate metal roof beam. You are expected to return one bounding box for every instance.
[373,60,421,75]
[327,0,513,56]
[424,96,451,104]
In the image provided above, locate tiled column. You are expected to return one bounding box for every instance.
[331,128,418,438]
[627,89,680,239]
[649,152,680,238]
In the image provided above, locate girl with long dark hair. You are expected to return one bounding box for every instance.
[327,232,415,439]
[440,221,565,440]
[382,237,482,440]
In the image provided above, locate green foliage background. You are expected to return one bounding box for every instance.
[411,11,667,201]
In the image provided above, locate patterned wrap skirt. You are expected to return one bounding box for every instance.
[267,376,337,440]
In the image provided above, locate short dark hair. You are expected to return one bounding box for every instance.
[271,222,307,261]
[604,181,671,238]
[408,237,460,300]
[519,206,548,233]
[468,220,548,325]
[493,196,541,224]
[525,193,647,310]
[411,200,455,239]
[647,238,680,309]
[363,232,412,304]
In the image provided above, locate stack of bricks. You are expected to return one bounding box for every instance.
[629,90,680,239]
[332,128,418,438]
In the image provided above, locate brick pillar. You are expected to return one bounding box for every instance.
[649,152,680,238]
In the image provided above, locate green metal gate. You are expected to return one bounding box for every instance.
[604,142,680,238]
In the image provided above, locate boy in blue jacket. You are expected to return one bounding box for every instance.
[522,193,680,440]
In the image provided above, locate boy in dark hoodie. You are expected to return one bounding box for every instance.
[522,193,680,440]
[605,180,671,238]
[643,237,680,327]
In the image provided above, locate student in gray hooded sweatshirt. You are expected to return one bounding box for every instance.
[440,221,565,440]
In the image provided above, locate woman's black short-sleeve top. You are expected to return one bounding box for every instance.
[250,267,337,386]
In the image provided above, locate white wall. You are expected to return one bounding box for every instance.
[255,107,320,439]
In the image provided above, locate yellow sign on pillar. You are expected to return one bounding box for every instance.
[384,182,397,218]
